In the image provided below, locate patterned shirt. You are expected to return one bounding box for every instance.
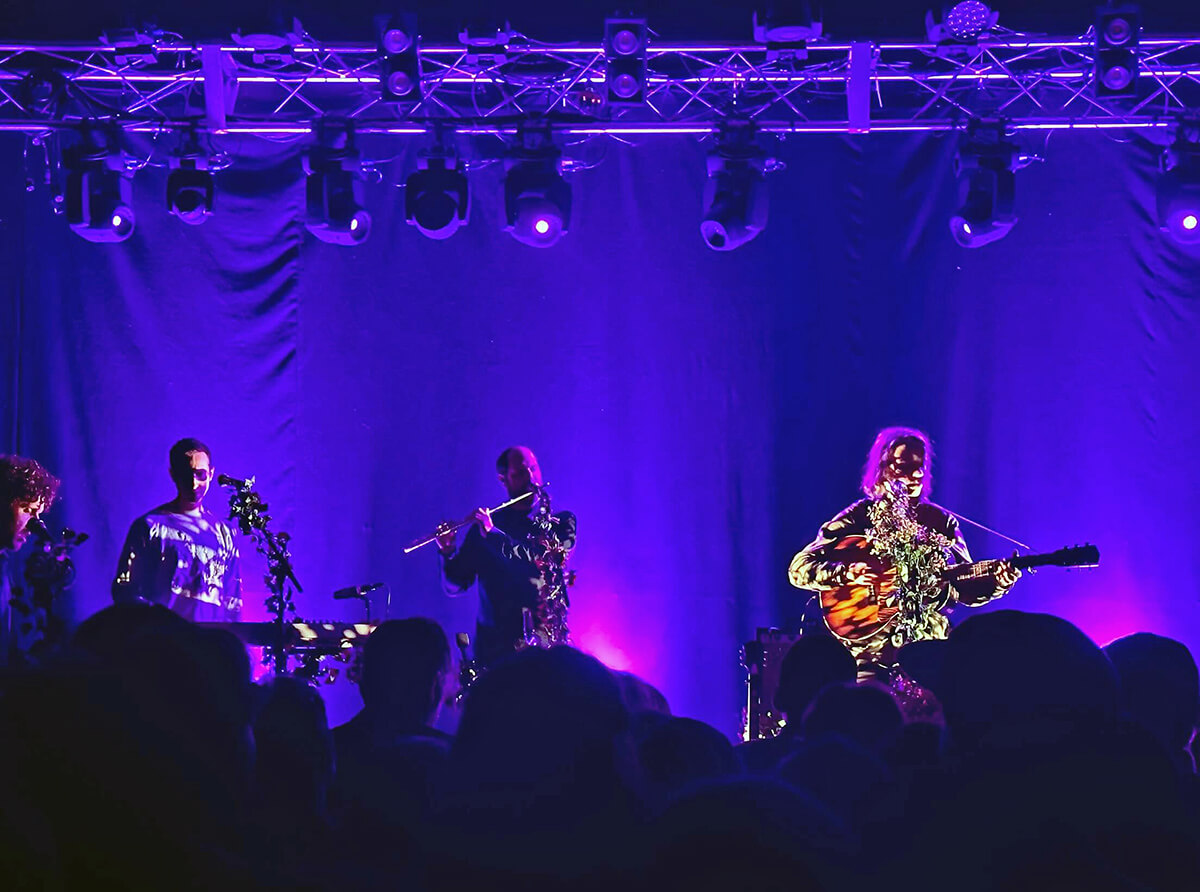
[112,505,242,621]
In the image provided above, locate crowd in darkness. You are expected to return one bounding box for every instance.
[2,603,1199,891]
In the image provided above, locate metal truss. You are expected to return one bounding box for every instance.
[1,31,1199,139]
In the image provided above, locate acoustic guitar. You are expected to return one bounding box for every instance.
[819,537,1100,641]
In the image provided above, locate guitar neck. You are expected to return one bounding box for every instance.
[948,545,1099,581]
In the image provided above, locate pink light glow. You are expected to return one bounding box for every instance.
[574,628,634,673]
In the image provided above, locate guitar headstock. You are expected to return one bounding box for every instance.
[1034,543,1100,569]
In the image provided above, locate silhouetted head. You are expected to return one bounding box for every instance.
[254,675,333,810]
[779,734,895,833]
[938,611,1118,754]
[650,776,850,890]
[801,681,904,752]
[358,618,452,727]
[775,634,858,720]
[614,670,671,716]
[639,717,740,800]
[452,646,629,797]
[1105,632,1199,760]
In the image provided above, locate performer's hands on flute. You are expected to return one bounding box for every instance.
[435,507,495,556]
[471,507,494,534]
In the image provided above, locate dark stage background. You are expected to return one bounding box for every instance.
[3,2,1200,734]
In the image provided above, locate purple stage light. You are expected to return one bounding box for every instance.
[503,129,571,248]
[611,28,640,56]
[1157,136,1200,245]
[945,2,993,41]
[304,145,372,246]
[405,153,470,240]
[381,27,412,55]
[701,125,770,251]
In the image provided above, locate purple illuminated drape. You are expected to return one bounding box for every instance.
[2,127,1198,733]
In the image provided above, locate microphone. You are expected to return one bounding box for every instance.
[27,517,52,542]
[217,474,252,488]
[332,583,384,600]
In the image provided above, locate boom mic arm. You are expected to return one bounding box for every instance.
[332,583,384,600]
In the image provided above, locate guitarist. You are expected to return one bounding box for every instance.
[788,427,1020,675]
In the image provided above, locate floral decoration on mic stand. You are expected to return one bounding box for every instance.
[14,519,88,664]
[220,474,303,675]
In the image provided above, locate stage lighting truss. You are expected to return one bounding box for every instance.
[1,27,1199,139]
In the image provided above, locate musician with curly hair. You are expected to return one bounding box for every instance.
[0,454,61,664]
[788,427,1020,674]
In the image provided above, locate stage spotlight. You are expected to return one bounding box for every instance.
[503,124,570,248]
[405,150,469,239]
[304,143,371,246]
[376,13,422,102]
[700,122,770,252]
[752,3,823,44]
[926,2,999,44]
[949,129,1019,248]
[1157,132,1200,246]
[1094,5,1140,97]
[167,138,214,225]
[604,17,648,107]
[63,132,135,243]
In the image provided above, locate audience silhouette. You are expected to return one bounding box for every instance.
[2,603,1198,891]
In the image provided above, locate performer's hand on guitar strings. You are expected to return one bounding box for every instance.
[845,561,875,585]
[994,551,1022,588]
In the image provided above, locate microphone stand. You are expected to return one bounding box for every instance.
[222,476,304,675]
[16,521,88,665]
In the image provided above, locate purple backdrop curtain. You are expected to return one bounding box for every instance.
[2,125,1198,733]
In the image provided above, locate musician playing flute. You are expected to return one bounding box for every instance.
[788,427,1020,676]
[437,446,576,671]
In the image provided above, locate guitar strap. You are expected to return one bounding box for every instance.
[945,507,1032,552]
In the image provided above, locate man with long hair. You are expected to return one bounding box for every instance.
[788,427,1019,674]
